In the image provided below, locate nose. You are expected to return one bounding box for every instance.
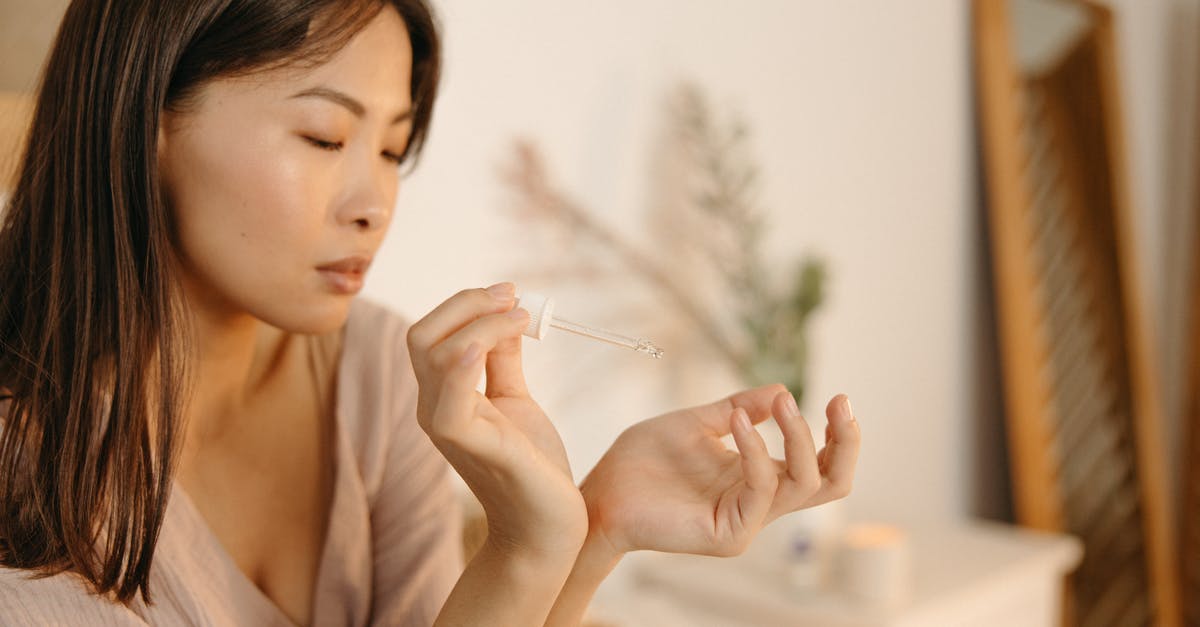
[336,170,394,232]
[340,202,388,232]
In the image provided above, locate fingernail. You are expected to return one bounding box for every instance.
[785,394,801,418]
[841,396,854,421]
[486,282,515,300]
[735,408,752,432]
[459,342,482,367]
[507,307,528,320]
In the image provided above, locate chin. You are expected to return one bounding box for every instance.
[257,295,354,335]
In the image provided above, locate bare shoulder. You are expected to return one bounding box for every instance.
[0,567,145,624]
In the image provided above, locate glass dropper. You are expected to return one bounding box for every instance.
[515,292,665,359]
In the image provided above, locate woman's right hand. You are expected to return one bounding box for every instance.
[407,282,587,558]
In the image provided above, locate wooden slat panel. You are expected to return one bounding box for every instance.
[974,1,1182,625]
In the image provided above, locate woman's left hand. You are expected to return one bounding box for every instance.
[579,384,860,557]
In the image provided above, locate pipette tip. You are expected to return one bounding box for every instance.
[635,339,665,359]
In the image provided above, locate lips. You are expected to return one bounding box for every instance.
[317,255,372,294]
[317,255,371,274]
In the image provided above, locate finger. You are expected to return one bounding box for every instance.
[428,306,530,376]
[425,341,487,438]
[726,383,789,425]
[763,392,822,524]
[729,407,778,529]
[812,394,860,504]
[407,283,517,365]
[694,383,789,436]
[485,309,531,398]
[773,391,821,492]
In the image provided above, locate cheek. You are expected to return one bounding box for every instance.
[227,153,315,250]
[164,127,328,292]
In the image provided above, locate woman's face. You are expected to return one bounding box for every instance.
[158,6,414,334]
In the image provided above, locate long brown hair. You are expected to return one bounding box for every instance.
[0,0,440,605]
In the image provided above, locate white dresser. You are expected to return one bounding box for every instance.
[588,520,1083,627]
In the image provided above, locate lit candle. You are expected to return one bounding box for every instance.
[836,523,912,607]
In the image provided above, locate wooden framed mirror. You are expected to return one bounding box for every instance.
[973,0,1181,624]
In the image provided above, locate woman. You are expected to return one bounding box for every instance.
[0,1,861,625]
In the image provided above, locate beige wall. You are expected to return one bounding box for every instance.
[374,0,1198,528]
[0,0,67,191]
[384,0,982,526]
[0,0,70,92]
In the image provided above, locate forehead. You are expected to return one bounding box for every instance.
[205,6,415,110]
[306,5,414,97]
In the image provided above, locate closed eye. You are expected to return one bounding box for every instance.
[304,136,343,152]
[304,136,405,167]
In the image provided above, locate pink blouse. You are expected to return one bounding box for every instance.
[0,298,464,626]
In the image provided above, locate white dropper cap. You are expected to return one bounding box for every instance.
[514,291,555,340]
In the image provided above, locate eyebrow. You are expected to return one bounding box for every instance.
[289,86,413,125]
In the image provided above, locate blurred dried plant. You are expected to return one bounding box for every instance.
[500,82,825,404]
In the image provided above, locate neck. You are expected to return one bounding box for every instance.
[178,283,293,460]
